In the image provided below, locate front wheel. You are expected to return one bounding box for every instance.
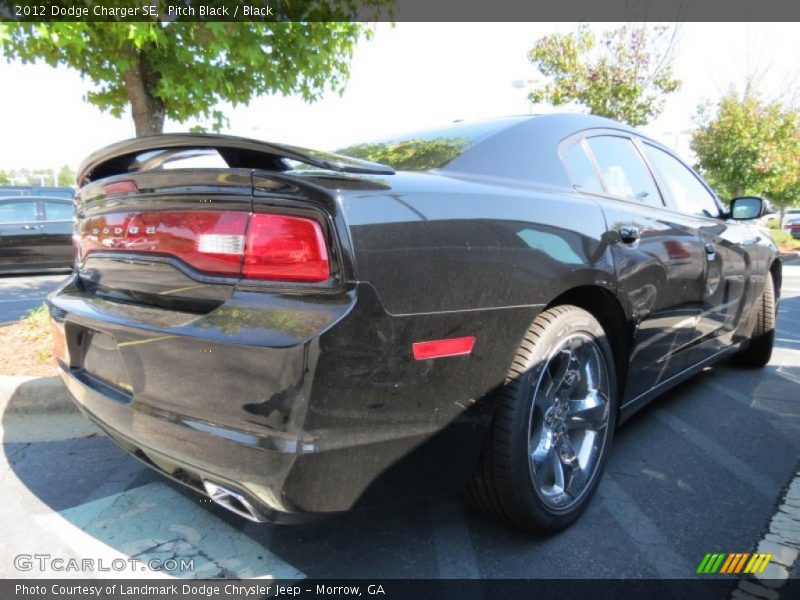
[732,274,776,368]
[467,305,617,533]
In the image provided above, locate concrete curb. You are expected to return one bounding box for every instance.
[0,374,75,416]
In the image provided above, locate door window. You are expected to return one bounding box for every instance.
[0,200,37,223]
[44,201,74,222]
[642,144,721,219]
[585,136,663,205]
[563,142,604,193]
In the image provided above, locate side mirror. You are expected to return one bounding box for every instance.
[730,196,766,220]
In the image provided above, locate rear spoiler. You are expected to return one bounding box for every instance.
[77,133,395,186]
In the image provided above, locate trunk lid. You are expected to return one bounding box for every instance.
[74,134,392,312]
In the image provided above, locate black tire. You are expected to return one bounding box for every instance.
[467,305,617,534]
[732,274,776,368]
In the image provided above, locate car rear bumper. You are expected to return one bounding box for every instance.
[49,275,534,520]
[58,364,299,521]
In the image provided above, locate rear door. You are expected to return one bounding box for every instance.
[39,198,75,269]
[0,197,43,271]
[639,142,755,363]
[563,134,708,403]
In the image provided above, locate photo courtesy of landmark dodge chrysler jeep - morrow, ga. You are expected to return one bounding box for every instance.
[48,114,780,533]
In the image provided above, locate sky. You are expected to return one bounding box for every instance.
[1,22,799,176]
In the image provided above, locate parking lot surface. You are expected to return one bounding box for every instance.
[0,274,68,323]
[1,266,799,582]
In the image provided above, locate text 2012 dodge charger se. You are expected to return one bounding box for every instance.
[49,114,780,533]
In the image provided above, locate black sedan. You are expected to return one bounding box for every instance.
[48,114,780,533]
[0,195,75,273]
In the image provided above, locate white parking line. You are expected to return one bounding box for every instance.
[599,475,690,578]
[37,482,305,579]
[697,379,754,406]
[655,411,778,496]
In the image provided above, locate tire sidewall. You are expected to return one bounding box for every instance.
[508,308,618,531]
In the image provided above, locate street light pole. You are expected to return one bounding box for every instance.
[511,78,541,114]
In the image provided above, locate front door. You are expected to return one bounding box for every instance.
[39,199,75,268]
[567,135,708,403]
[638,142,754,365]
[0,198,43,271]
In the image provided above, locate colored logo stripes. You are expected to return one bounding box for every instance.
[696,552,773,574]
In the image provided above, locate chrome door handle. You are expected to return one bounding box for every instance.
[22,224,43,230]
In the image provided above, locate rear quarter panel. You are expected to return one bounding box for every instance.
[341,172,616,315]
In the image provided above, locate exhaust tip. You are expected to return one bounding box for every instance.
[203,481,266,522]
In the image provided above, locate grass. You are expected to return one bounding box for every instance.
[0,303,55,376]
[771,229,800,251]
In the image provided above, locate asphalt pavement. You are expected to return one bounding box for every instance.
[0,273,69,324]
[1,266,799,583]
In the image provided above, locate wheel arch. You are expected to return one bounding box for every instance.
[545,285,634,403]
[769,256,782,300]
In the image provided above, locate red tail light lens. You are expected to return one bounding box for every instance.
[81,211,249,276]
[244,214,330,282]
[103,180,139,195]
[80,211,330,282]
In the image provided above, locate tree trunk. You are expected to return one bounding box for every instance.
[123,53,165,136]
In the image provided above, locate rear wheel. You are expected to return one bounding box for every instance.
[732,274,776,368]
[467,305,617,533]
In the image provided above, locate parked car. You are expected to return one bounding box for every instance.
[781,210,800,230]
[0,195,75,274]
[0,185,74,199]
[784,215,800,239]
[781,211,800,233]
[49,114,781,533]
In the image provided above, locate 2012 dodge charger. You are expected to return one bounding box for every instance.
[49,114,781,533]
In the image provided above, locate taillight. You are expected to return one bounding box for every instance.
[243,214,329,282]
[103,180,138,195]
[80,211,330,282]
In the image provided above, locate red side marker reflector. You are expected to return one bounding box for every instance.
[412,336,476,360]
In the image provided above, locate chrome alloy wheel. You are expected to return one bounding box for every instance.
[527,333,611,510]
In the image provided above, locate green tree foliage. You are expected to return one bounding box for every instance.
[57,164,76,187]
[337,137,470,171]
[0,166,75,186]
[0,2,389,136]
[527,24,681,126]
[691,91,800,208]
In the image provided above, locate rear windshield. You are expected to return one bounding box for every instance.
[334,118,522,172]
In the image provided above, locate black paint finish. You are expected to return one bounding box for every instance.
[49,114,780,520]
[0,196,74,274]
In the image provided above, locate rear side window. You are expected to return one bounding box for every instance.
[0,200,37,223]
[563,142,604,193]
[44,201,74,222]
[642,144,721,218]
[585,136,662,205]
